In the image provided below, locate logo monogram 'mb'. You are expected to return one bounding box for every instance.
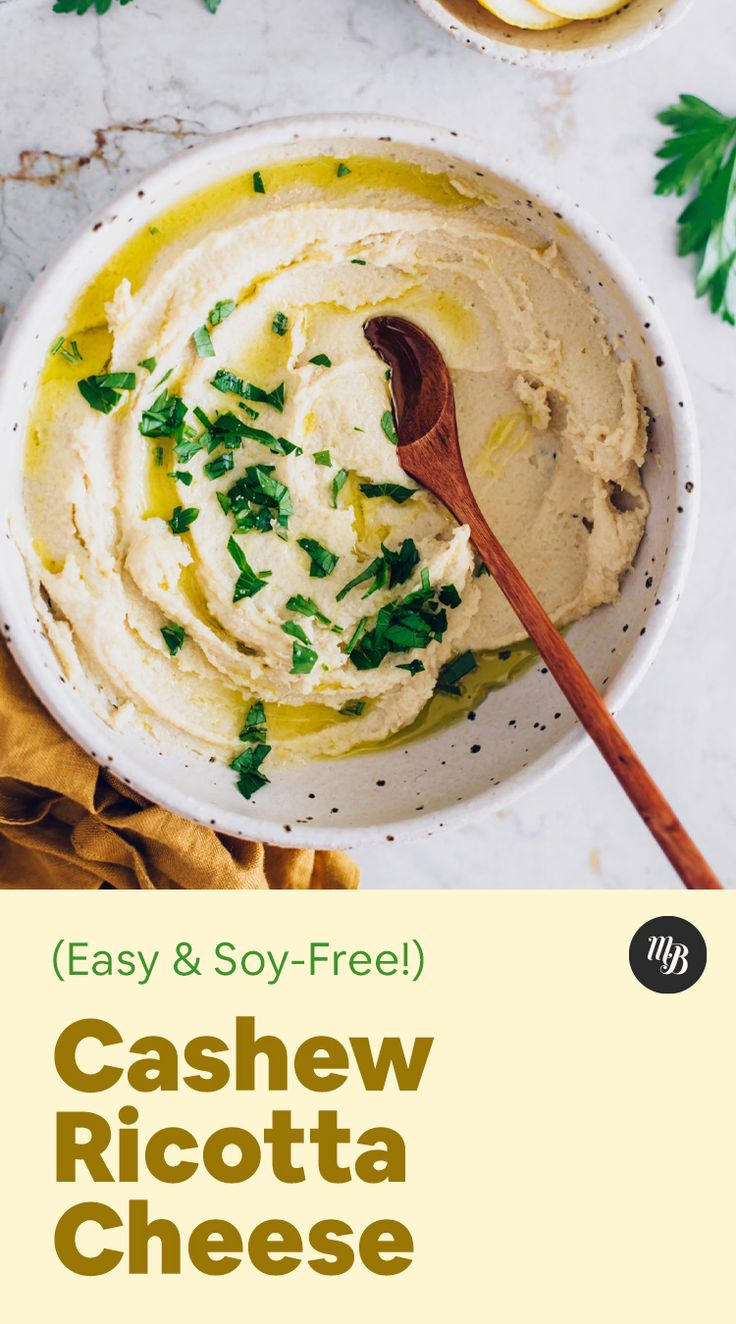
[630,916,706,994]
[647,935,689,977]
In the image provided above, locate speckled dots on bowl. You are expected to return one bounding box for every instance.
[0,115,699,851]
[411,0,698,69]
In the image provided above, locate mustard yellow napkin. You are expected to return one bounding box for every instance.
[0,643,358,891]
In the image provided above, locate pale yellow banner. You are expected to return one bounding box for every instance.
[1,891,733,1321]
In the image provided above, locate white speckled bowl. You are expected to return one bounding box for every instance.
[0,115,698,850]
[412,0,697,69]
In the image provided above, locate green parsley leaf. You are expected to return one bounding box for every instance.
[231,743,271,800]
[153,446,164,466]
[436,650,478,696]
[240,422,302,457]
[340,699,365,717]
[78,372,135,415]
[336,538,419,602]
[336,162,352,178]
[309,354,332,368]
[291,641,318,675]
[227,536,272,601]
[168,505,199,535]
[349,582,448,672]
[286,595,338,630]
[140,390,187,437]
[351,258,367,265]
[272,311,289,336]
[51,336,83,363]
[656,95,736,323]
[204,451,235,480]
[209,299,236,325]
[281,620,310,645]
[359,481,416,505]
[297,537,340,579]
[212,368,285,413]
[216,491,231,514]
[439,584,462,609]
[252,170,266,195]
[240,700,267,743]
[332,468,349,508]
[138,357,157,373]
[313,450,332,466]
[161,623,186,656]
[397,660,425,675]
[168,469,194,486]
[173,424,205,462]
[380,409,399,446]
[192,324,215,358]
[53,0,135,13]
[228,464,293,532]
[345,618,367,655]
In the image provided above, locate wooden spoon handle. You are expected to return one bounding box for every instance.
[462,495,722,891]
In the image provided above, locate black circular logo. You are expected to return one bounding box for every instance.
[629,916,707,993]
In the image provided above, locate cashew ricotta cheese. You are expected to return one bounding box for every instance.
[23,154,649,799]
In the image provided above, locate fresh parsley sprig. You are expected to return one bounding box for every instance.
[656,95,736,324]
[54,0,221,13]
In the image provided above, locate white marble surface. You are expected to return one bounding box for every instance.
[0,0,734,889]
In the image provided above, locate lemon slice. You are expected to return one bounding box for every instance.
[478,0,571,29]
[534,0,623,17]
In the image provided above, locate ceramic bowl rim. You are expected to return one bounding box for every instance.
[0,112,699,849]
[410,0,698,70]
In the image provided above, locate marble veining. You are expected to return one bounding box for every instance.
[0,0,734,888]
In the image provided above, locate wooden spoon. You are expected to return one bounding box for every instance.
[364,315,722,891]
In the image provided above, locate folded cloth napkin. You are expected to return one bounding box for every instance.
[0,643,358,891]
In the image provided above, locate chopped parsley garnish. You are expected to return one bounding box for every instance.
[398,660,425,675]
[228,464,293,532]
[291,640,318,675]
[313,450,332,466]
[209,299,236,325]
[309,354,332,368]
[204,451,235,480]
[336,538,419,602]
[51,337,83,363]
[138,357,157,373]
[340,699,365,717]
[286,594,340,631]
[212,368,285,413]
[154,368,174,388]
[281,620,310,645]
[140,389,187,437]
[168,469,194,486]
[349,581,448,672]
[345,617,367,655]
[78,372,135,415]
[351,258,367,265]
[173,424,205,462]
[153,446,164,466]
[216,492,231,514]
[297,537,339,579]
[192,324,215,358]
[436,650,478,696]
[336,162,352,178]
[161,623,186,656]
[240,422,302,457]
[231,743,271,800]
[252,171,266,195]
[227,536,272,601]
[332,468,349,508]
[380,409,399,446]
[272,311,289,336]
[240,700,267,744]
[168,505,200,535]
[359,481,416,505]
[439,584,461,609]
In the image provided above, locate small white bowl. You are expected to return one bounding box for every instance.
[0,115,698,850]
[412,0,697,69]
